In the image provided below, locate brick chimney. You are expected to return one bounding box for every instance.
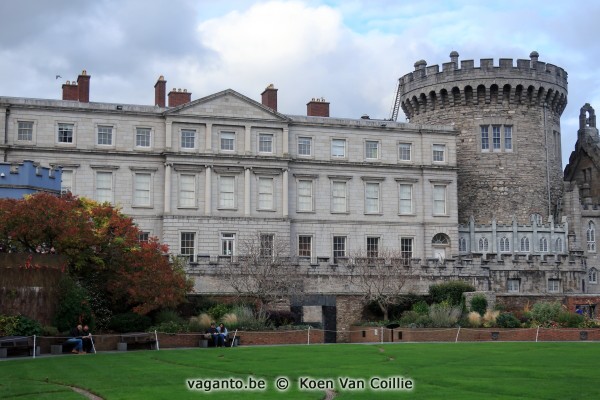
[261,84,278,111]
[307,97,329,117]
[168,88,192,107]
[77,70,90,103]
[154,75,166,107]
[62,81,79,101]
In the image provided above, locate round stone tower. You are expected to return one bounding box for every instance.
[399,51,567,224]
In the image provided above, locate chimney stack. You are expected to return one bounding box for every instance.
[62,81,79,101]
[77,70,90,103]
[261,84,278,111]
[307,97,330,117]
[154,75,166,107]
[168,88,192,108]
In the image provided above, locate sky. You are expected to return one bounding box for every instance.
[0,0,598,167]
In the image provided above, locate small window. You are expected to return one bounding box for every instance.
[530,213,543,225]
[331,181,347,213]
[433,144,445,162]
[398,143,411,161]
[220,131,235,151]
[58,123,74,143]
[587,221,596,252]
[331,139,346,158]
[432,233,450,245]
[260,234,274,257]
[18,121,33,141]
[555,237,563,253]
[499,237,510,252]
[520,237,530,252]
[298,235,312,258]
[180,232,196,262]
[400,238,413,266]
[367,237,379,259]
[589,268,598,284]
[219,176,236,209]
[399,184,413,214]
[136,128,151,148]
[259,133,273,153]
[539,237,548,252]
[365,182,380,214]
[96,171,113,203]
[297,179,314,212]
[298,137,312,156]
[458,237,467,252]
[478,237,489,252]
[548,279,560,293]
[257,177,274,210]
[97,126,113,146]
[433,185,446,215]
[333,236,347,263]
[179,174,196,208]
[492,126,501,150]
[221,233,235,256]
[481,126,489,151]
[181,129,196,149]
[504,126,513,150]
[133,173,151,207]
[365,140,379,160]
[507,279,520,293]
[138,232,150,243]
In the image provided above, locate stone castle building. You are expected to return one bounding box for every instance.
[0,51,598,336]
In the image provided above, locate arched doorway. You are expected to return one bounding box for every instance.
[432,233,450,261]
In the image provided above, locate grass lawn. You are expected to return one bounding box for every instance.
[0,342,596,399]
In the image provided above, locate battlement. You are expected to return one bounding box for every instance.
[0,160,61,198]
[399,51,568,119]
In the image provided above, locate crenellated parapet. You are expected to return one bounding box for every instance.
[400,51,568,119]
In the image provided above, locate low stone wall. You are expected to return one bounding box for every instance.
[349,326,600,343]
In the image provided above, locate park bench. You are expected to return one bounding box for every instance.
[118,332,157,351]
[0,336,39,358]
[199,332,240,348]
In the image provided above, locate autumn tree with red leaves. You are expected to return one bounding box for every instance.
[0,193,192,319]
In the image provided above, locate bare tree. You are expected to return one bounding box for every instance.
[222,234,304,313]
[349,248,411,321]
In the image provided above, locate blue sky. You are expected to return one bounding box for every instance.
[0,0,597,166]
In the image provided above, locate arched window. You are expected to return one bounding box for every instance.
[478,237,489,252]
[499,237,510,252]
[432,233,450,245]
[589,268,598,284]
[555,237,563,253]
[539,237,548,252]
[520,237,530,252]
[530,213,543,226]
[458,237,467,252]
[587,221,596,252]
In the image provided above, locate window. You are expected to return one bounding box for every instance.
[399,184,413,214]
[331,181,347,213]
[548,279,560,293]
[61,170,73,194]
[260,234,274,257]
[297,180,313,212]
[333,236,347,263]
[531,213,543,225]
[133,173,151,207]
[520,237,530,252]
[58,123,74,143]
[96,171,113,203]
[400,238,413,266]
[587,221,596,252]
[590,268,598,284]
[458,237,467,253]
[220,131,235,151]
[367,237,379,259]
[433,185,446,215]
[181,129,195,149]
[478,237,489,252]
[331,139,346,158]
[555,237,563,253]
[298,235,312,258]
[507,279,520,293]
[492,126,501,150]
[136,128,151,148]
[18,121,33,141]
[499,237,510,252]
[221,233,235,256]
[539,237,548,252]
[365,140,379,159]
[97,126,113,145]
[432,144,445,162]
[298,137,312,156]
[398,143,411,161]
[481,126,489,150]
[219,176,236,209]
[504,126,513,150]
[365,182,380,214]
[258,134,273,153]
[180,232,195,262]
[258,177,274,210]
[179,174,196,208]
[138,232,150,243]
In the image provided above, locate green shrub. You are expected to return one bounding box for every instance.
[53,276,94,332]
[428,302,462,328]
[470,295,488,316]
[154,309,183,325]
[530,302,562,326]
[496,313,521,328]
[429,281,475,306]
[42,326,60,336]
[108,312,152,333]
[556,312,584,328]
[0,315,19,336]
[398,311,432,328]
[411,301,429,315]
[14,315,42,336]
[149,321,189,334]
[208,304,232,321]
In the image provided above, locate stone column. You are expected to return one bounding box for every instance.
[244,168,251,216]
[205,123,212,152]
[245,125,251,154]
[282,169,289,218]
[205,166,212,216]
[164,163,172,214]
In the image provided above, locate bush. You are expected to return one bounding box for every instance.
[14,315,42,336]
[496,313,521,328]
[267,310,297,326]
[428,302,462,328]
[556,312,584,328]
[530,302,562,326]
[150,321,189,333]
[108,312,152,333]
[154,309,183,325]
[0,315,19,336]
[189,313,213,332]
[429,281,475,306]
[207,304,232,322]
[42,325,60,336]
[467,311,482,327]
[411,301,429,315]
[482,310,500,327]
[398,311,431,328]
[470,295,488,316]
[53,275,94,332]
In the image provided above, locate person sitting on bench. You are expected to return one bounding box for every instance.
[66,324,84,354]
[216,323,228,347]
[206,322,218,347]
[82,325,94,353]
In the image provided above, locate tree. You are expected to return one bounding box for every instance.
[222,234,304,313]
[348,248,410,321]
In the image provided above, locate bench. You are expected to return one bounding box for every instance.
[0,336,39,358]
[119,332,157,351]
[199,333,240,348]
[49,337,89,354]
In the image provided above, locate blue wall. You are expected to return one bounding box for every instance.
[0,160,61,199]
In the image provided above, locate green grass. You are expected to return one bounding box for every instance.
[0,342,597,399]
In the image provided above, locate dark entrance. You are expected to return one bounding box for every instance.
[291,295,337,344]
[323,305,337,344]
